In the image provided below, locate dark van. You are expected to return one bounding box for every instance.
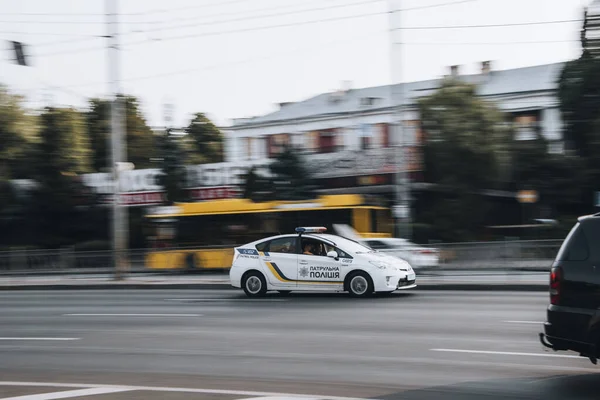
[540,214,600,364]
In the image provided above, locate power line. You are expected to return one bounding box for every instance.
[127,11,387,46]
[396,19,583,30]
[0,0,250,17]
[118,0,384,36]
[401,0,478,11]
[404,39,578,45]
[33,28,387,90]
[35,36,105,48]
[0,30,100,37]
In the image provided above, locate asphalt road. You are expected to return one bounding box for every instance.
[1,289,599,400]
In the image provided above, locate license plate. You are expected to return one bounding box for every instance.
[407,273,415,281]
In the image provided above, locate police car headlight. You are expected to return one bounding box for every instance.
[369,261,391,270]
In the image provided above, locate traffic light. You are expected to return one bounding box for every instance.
[10,41,29,66]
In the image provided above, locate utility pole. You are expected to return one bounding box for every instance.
[388,0,412,240]
[106,0,128,280]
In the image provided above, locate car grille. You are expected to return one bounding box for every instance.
[397,279,416,288]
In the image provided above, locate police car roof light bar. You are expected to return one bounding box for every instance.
[295,227,327,234]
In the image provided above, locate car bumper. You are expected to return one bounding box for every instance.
[229,266,242,288]
[541,304,597,356]
[373,273,416,292]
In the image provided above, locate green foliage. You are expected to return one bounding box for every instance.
[558,13,600,210]
[86,96,156,171]
[419,79,513,189]
[417,80,513,241]
[185,113,223,164]
[242,166,271,202]
[124,96,156,169]
[86,98,111,172]
[268,147,318,201]
[241,147,318,202]
[0,85,37,180]
[156,131,188,204]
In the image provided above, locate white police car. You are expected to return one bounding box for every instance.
[229,227,417,298]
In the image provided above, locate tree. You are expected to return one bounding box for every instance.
[417,79,513,241]
[184,113,223,164]
[242,166,271,202]
[558,11,600,208]
[29,107,93,246]
[86,98,111,172]
[156,130,188,204]
[268,146,318,201]
[86,96,156,172]
[0,85,36,180]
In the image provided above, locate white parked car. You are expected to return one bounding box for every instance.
[360,238,440,270]
[332,224,439,270]
[230,227,416,298]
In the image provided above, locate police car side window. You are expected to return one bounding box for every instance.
[267,237,297,254]
[255,241,268,252]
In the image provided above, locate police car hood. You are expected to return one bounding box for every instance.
[359,251,412,271]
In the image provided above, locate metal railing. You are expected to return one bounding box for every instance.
[376,239,561,272]
[0,239,562,275]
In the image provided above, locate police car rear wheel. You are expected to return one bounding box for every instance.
[347,272,373,298]
[243,272,267,298]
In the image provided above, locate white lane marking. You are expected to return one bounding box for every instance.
[164,298,288,302]
[0,382,366,400]
[504,321,543,324]
[63,314,201,317]
[240,397,321,400]
[0,387,132,400]
[431,348,581,359]
[0,338,79,341]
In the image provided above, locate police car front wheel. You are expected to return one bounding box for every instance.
[243,271,267,298]
[346,272,373,298]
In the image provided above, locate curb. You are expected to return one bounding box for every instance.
[0,283,548,291]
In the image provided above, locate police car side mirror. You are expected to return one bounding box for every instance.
[327,251,339,260]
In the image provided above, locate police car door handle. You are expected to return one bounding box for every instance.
[299,261,308,265]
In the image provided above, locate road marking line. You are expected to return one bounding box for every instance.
[504,321,543,324]
[63,314,201,317]
[240,397,321,400]
[0,382,366,400]
[431,348,581,359]
[0,338,79,341]
[164,298,288,302]
[0,387,132,400]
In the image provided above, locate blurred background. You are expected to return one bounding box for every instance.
[0,0,597,275]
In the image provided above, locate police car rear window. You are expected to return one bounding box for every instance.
[255,241,268,252]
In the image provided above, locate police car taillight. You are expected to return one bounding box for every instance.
[232,249,240,265]
[550,266,562,305]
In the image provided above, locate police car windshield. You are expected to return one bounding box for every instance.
[318,235,375,254]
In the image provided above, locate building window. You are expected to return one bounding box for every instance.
[379,123,390,148]
[318,129,337,153]
[245,137,253,160]
[359,124,373,150]
[513,112,541,141]
[268,134,290,158]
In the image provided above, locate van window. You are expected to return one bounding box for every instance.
[556,223,589,261]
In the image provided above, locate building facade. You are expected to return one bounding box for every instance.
[73,62,566,208]
[225,62,565,175]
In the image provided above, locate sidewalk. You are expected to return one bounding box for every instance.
[0,272,549,291]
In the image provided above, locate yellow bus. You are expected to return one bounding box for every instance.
[144,194,392,270]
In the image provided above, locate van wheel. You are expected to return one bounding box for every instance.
[243,271,267,298]
[346,271,373,298]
